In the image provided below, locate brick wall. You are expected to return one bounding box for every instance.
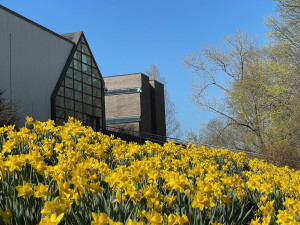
[104,73,166,140]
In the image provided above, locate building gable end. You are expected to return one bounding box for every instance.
[51,33,105,131]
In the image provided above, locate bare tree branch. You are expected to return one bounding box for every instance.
[145,64,182,138]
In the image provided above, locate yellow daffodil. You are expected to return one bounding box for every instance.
[15,181,35,198]
[41,197,72,216]
[0,208,12,225]
[25,116,34,125]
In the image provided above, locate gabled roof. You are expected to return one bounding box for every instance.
[61,31,83,45]
[0,4,74,45]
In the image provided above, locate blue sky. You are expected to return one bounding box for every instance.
[2,0,276,135]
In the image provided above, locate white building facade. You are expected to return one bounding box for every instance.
[0,5,105,130]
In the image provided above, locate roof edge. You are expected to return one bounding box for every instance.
[0,4,74,45]
[61,31,83,44]
[104,72,147,78]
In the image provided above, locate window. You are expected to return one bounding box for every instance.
[55,96,64,108]
[65,99,74,110]
[66,68,73,78]
[65,88,73,99]
[84,104,92,114]
[83,73,92,85]
[74,80,82,92]
[74,91,82,102]
[74,51,81,61]
[73,59,81,71]
[83,94,92,105]
[105,87,142,96]
[82,64,91,75]
[56,107,65,118]
[75,101,83,112]
[58,86,64,96]
[65,77,73,89]
[53,35,104,131]
[74,70,81,81]
[82,54,91,65]
[93,87,101,98]
[83,83,92,95]
[81,43,90,56]
[75,112,83,121]
[94,107,102,117]
[93,97,101,106]
[106,116,140,124]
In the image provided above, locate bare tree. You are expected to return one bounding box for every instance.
[0,90,18,127]
[145,64,165,84]
[145,64,182,138]
[186,117,250,151]
[266,0,300,61]
[183,26,300,153]
[182,30,265,149]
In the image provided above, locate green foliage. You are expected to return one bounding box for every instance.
[266,0,300,62]
[183,0,300,157]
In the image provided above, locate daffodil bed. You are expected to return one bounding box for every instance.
[0,117,299,225]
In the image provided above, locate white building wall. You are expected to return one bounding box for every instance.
[0,7,73,125]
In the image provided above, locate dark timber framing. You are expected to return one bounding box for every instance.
[51,33,106,131]
[1,4,106,131]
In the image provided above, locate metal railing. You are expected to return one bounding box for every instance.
[105,125,183,144]
[105,125,264,159]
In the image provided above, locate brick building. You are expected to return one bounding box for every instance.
[104,73,166,140]
[0,5,166,142]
